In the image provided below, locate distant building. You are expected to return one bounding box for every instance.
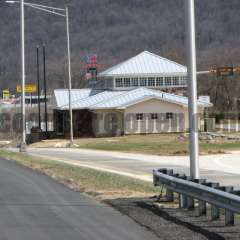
[52,51,212,138]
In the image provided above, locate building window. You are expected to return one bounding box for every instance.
[132,78,139,87]
[156,77,164,86]
[140,78,147,86]
[115,78,123,88]
[173,76,180,86]
[136,113,143,121]
[124,78,131,87]
[166,112,173,119]
[180,76,187,86]
[148,77,155,86]
[151,113,158,120]
[165,77,172,86]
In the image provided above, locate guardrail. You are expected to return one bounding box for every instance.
[153,168,240,226]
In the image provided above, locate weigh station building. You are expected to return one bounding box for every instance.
[52,51,212,137]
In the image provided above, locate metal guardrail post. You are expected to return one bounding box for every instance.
[230,190,240,226]
[155,169,175,202]
[202,182,220,221]
[165,169,174,201]
[194,179,207,216]
[198,200,207,216]
[177,174,188,208]
[186,177,195,209]
[221,186,234,226]
[225,210,234,226]
[187,197,195,209]
[166,189,174,202]
[179,194,188,208]
[211,205,220,220]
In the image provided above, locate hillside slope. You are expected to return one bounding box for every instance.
[0,0,240,110]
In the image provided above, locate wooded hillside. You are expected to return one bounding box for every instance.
[1,0,240,110]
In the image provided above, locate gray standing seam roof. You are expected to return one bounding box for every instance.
[99,51,187,77]
[54,89,92,109]
[54,87,212,111]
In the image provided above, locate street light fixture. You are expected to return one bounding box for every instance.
[6,0,74,150]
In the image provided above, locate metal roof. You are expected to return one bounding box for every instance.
[60,90,125,110]
[90,88,211,109]
[54,89,92,108]
[99,51,187,77]
[54,88,212,110]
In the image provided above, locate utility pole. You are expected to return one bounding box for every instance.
[186,0,199,179]
[36,46,41,130]
[43,45,48,133]
[20,0,26,152]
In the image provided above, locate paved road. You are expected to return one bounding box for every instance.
[26,148,240,188]
[0,158,159,240]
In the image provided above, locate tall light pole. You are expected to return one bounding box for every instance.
[66,5,74,146]
[186,0,200,179]
[6,1,74,147]
[20,0,26,152]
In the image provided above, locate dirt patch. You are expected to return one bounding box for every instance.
[105,197,240,240]
[31,139,70,148]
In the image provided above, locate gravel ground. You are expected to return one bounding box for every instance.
[105,197,240,240]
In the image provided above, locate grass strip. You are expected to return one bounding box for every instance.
[0,150,158,199]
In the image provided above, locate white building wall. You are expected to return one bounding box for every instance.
[124,99,204,134]
[92,99,205,136]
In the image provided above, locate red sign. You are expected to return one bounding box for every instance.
[86,55,98,69]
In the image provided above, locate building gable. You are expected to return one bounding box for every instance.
[99,51,187,77]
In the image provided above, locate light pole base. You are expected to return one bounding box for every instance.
[68,141,74,148]
[20,142,27,152]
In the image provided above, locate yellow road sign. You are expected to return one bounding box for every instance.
[17,84,37,93]
[2,89,10,99]
[211,67,234,77]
